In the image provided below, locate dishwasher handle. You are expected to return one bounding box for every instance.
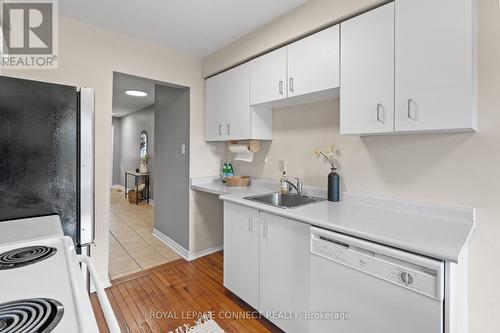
[78,255,121,333]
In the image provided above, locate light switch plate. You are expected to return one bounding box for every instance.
[279,160,285,172]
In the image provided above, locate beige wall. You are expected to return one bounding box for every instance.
[2,16,222,282]
[203,0,500,331]
[202,0,386,77]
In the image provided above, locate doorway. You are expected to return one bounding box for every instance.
[109,72,189,280]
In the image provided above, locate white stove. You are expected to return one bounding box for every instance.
[0,216,119,333]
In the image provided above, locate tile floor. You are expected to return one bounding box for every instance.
[108,189,181,280]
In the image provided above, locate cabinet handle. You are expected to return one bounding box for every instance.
[263,222,268,238]
[227,123,231,136]
[289,77,294,93]
[407,99,415,120]
[376,103,383,123]
[218,124,222,136]
[279,81,283,95]
[248,217,253,232]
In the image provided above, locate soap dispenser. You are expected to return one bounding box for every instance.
[280,172,289,194]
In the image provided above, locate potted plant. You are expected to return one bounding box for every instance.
[314,145,340,202]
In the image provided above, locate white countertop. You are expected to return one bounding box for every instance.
[191,177,475,263]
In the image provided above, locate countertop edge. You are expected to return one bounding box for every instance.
[220,195,460,263]
[191,177,474,263]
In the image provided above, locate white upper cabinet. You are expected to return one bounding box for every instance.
[340,0,477,135]
[395,0,477,133]
[205,69,226,141]
[205,62,272,142]
[250,25,340,107]
[340,3,395,135]
[250,47,288,105]
[287,25,340,98]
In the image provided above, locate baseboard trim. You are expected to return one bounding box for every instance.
[188,245,224,261]
[152,229,189,260]
[152,229,223,261]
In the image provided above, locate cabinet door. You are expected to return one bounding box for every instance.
[205,73,226,141]
[287,25,340,98]
[259,212,310,333]
[340,3,395,135]
[224,63,251,140]
[223,202,260,309]
[250,47,287,105]
[395,0,476,132]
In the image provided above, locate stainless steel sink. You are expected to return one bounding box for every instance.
[244,192,324,209]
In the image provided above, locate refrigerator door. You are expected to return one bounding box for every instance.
[0,76,79,244]
[79,87,95,246]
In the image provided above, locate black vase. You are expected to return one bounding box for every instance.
[328,169,340,202]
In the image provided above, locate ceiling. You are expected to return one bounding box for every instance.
[59,0,307,57]
[112,73,156,118]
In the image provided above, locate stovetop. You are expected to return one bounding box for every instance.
[0,245,57,270]
[0,298,64,332]
[0,237,99,332]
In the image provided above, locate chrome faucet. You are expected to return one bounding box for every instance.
[282,177,305,196]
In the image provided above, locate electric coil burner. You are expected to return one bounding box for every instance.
[0,298,64,333]
[0,246,57,270]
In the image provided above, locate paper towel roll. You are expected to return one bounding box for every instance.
[229,144,254,162]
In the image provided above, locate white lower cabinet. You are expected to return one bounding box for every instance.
[259,212,310,333]
[223,202,310,333]
[223,202,260,309]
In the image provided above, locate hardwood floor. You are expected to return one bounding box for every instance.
[91,252,282,333]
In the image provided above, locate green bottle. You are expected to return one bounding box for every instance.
[227,161,234,177]
[222,161,228,183]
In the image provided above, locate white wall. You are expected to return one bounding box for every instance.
[2,16,222,283]
[202,0,500,331]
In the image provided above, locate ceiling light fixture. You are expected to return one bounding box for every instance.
[125,90,148,97]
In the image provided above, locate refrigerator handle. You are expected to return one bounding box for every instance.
[79,87,95,246]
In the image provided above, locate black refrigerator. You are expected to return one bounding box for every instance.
[0,75,94,252]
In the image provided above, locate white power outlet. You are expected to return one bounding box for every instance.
[279,160,285,172]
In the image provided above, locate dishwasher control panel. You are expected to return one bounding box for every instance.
[311,228,444,300]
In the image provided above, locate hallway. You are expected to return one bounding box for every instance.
[108,189,181,280]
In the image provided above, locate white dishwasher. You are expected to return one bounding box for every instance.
[309,227,444,333]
